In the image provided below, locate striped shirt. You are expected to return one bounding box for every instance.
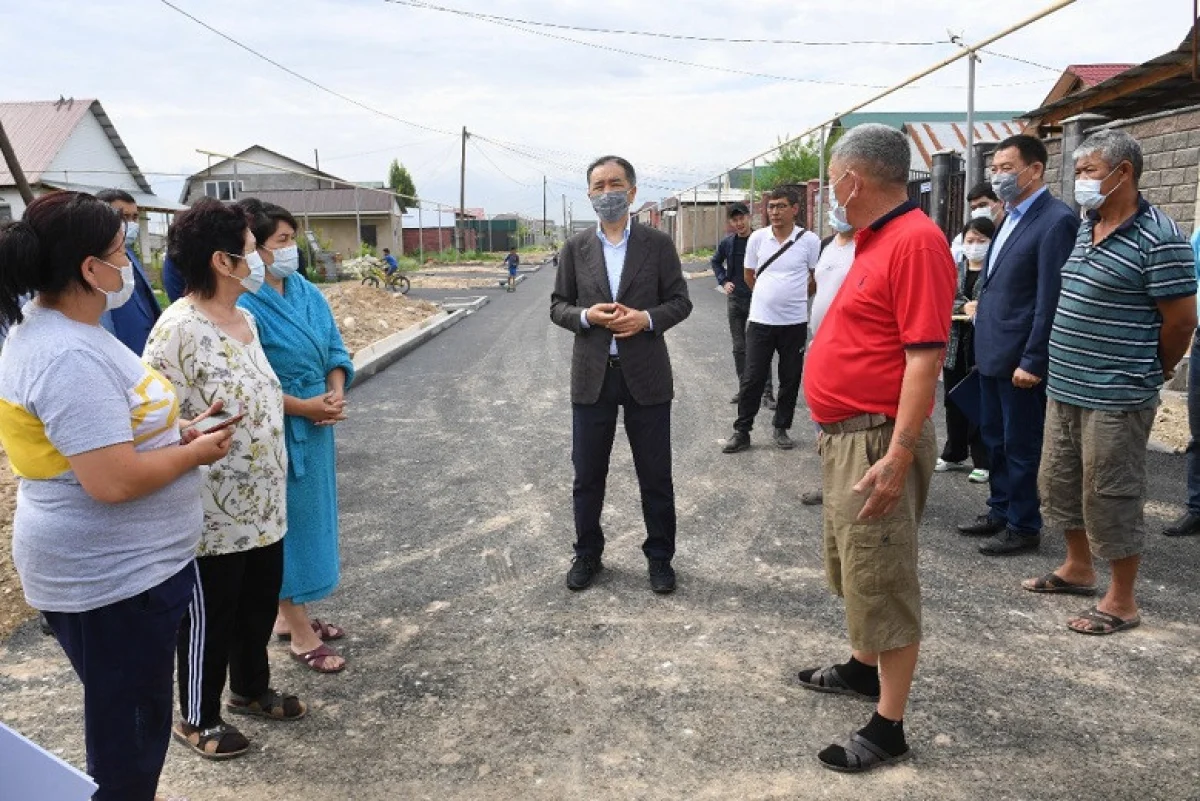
[1047,197,1196,410]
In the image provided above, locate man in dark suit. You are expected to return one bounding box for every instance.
[957,136,1079,555]
[550,155,693,593]
[95,189,162,353]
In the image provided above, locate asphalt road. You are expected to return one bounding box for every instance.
[1,263,1198,800]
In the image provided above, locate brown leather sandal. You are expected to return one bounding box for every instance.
[226,688,308,720]
[172,721,249,760]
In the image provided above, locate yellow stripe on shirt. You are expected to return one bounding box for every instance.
[0,398,70,479]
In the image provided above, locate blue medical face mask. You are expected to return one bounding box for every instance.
[827,205,853,234]
[827,170,857,229]
[267,245,300,279]
[991,164,1032,205]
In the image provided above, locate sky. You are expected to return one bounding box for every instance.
[1,0,1193,223]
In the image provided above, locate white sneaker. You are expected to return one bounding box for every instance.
[935,458,965,473]
[968,468,990,484]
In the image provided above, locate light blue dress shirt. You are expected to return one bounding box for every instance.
[987,185,1048,276]
[1191,228,1200,314]
[579,219,652,356]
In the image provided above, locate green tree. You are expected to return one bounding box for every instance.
[762,134,823,188]
[387,159,418,213]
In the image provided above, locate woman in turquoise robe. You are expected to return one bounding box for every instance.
[237,199,353,673]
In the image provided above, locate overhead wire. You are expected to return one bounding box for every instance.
[382,0,944,46]
[156,0,456,137]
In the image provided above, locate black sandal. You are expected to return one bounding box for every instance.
[818,733,912,773]
[796,666,880,701]
[172,721,249,760]
[226,688,307,721]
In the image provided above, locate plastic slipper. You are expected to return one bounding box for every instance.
[796,665,879,701]
[1022,572,1097,596]
[290,642,346,674]
[276,619,346,642]
[1068,606,1141,636]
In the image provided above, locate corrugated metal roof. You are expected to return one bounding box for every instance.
[1067,64,1135,88]
[248,188,396,215]
[837,111,1022,131]
[0,98,153,194]
[904,120,1021,171]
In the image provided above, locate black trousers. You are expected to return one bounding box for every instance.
[727,294,773,394]
[177,539,284,728]
[735,321,807,433]
[45,563,194,801]
[942,355,989,468]
[572,362,676,562]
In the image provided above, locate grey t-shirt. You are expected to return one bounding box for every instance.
[0,304,202,613]
[808,237,857,335]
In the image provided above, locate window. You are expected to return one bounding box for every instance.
[203,180,244,201]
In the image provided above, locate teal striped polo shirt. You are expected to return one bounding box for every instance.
[1047,196,1196,411]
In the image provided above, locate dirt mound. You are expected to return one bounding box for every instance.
[320,282,440,356]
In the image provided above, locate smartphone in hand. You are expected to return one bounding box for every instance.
[190,408,246,434]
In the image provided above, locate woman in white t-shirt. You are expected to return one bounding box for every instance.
[0,191,232,801]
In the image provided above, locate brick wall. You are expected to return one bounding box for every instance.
[1041,105,1200,235]
[1107,106,1200,234]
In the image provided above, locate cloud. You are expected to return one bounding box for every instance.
[2,0,1187,219]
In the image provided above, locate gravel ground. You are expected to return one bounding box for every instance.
[1,265,1198,800]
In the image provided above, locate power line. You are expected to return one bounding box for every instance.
[383,0,944,46]
[980,48,1060,72]
[385,0,1056,90]
[156,0,456,137]
[469,139,538,187]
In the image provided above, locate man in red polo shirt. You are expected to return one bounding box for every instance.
[798,123,956,773]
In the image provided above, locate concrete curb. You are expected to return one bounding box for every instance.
[349,296,489,387]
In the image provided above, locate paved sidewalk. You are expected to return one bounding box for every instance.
[1,265,1198,800]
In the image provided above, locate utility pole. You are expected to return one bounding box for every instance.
[0,118,33,204]
[543,175,548,238]
[562,194,568,241]
[964,51,979,224]
[314,149,322,188]
[457,126,468,252]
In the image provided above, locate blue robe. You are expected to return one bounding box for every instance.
[238,276,354,604]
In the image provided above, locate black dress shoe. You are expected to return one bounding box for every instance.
[957,514,1006,537]
[648,559,676,593]
[1163,511,1200,537]
[566,556,602,590]
[979,529,1040,556]
[722,431,751,453]
[774,428,796,450]
[762,392,777,411]
[729,394,740,404]
[801,489,824,506]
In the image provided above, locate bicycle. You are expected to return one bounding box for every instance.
[361,265,411,295]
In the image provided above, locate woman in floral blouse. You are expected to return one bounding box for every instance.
[144,198,305,761]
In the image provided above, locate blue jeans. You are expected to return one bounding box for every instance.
[1187,331,1200,514]
[978,373,1046,535]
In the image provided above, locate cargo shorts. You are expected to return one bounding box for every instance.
[1039,399,1155,561]
[819,417,936,654]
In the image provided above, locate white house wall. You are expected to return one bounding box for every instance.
[43,110,140,191]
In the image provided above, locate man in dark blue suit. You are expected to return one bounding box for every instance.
[96,189,162,354]
[957,136,1079,555]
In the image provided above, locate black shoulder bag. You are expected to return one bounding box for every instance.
[754,228,806,277]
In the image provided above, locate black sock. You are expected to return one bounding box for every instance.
[859,711,908,756]
[834,657,880,696]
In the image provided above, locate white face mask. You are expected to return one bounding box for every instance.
[124,220,140,245]
[962,242,990,264]
[970,207,993,221]
[267,244,300,279]
[827,170,856,229]
[95,258,136,311]
[224,251,266,294]
[1074,165,1124,211]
